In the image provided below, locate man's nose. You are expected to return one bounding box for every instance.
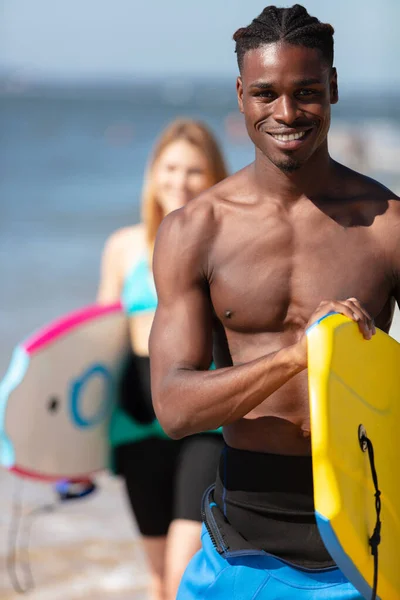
[273,95,299,125]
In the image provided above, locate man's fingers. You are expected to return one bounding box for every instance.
[340,299,374,339]
[345,298,373,323]
[316,299,375,340]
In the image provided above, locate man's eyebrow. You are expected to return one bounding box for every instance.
[249,77,323,89]
[294,78,323,86]
[249,81,273,90]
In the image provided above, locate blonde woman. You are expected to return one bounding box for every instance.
[97,119,228,600]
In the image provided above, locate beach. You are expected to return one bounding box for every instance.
[1,82,400,598]
[0,470,150,599]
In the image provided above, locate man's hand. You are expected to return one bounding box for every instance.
[295,298,376,369]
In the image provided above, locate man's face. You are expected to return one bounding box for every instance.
[237,42,338,173]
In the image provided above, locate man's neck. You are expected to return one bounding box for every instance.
[253,144,334,203]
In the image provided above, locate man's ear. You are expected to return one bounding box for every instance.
[237,76,244,113]
[330,67,338,105]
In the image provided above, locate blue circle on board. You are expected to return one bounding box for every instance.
[69,364,113,429]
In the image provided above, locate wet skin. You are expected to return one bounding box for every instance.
[149,42,400,456]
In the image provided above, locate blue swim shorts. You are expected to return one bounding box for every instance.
[177,523,363,599]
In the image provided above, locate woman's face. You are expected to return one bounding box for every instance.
[154,139,210,215]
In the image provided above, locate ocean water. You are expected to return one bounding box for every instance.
[0,84,252,376]
[1,81,400,598]
[1,82,400,374]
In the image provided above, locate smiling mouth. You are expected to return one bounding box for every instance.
[268,129,311,142]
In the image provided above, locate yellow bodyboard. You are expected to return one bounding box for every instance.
[307,313,400,600]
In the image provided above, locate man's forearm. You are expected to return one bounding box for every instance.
[153,343,305,438]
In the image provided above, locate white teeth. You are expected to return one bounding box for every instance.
[271,131,306,142]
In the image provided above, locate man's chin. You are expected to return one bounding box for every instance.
[274,159,302,174]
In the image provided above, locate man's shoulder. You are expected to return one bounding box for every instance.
[356,171,400,220]
[342,167,400,240]
[332,164,398,223]
[162,170,249,232]
[158,192,217,245]
[187,167,253,216]
[154,171,250,271]
[339,163,399,202]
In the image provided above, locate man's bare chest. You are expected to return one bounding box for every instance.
[208,217,390,331]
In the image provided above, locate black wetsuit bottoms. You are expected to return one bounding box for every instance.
[114,354,224,536]
[213,444,335,568]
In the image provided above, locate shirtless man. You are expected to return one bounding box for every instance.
[149,5,398,599]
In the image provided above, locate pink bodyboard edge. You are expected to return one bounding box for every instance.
[23,302,123,354]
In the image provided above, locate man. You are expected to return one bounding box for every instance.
[149,5,397,599]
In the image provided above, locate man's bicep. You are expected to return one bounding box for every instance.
[150,207,214,381]
[150,284,214,378]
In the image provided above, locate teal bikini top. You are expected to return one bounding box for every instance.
[112,251,222,451]
[121,255,157,315]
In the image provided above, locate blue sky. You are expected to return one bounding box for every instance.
[1,0,399,89]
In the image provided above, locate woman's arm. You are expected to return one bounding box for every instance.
[96,225,143,304]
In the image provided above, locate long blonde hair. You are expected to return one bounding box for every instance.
[141,119,228,256]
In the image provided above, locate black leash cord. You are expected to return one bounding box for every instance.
[359,427,381,600]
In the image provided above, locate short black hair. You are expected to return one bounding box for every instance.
[233,4,334,71]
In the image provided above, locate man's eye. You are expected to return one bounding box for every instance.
[254,91,274,99]
[297,89,319,97]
